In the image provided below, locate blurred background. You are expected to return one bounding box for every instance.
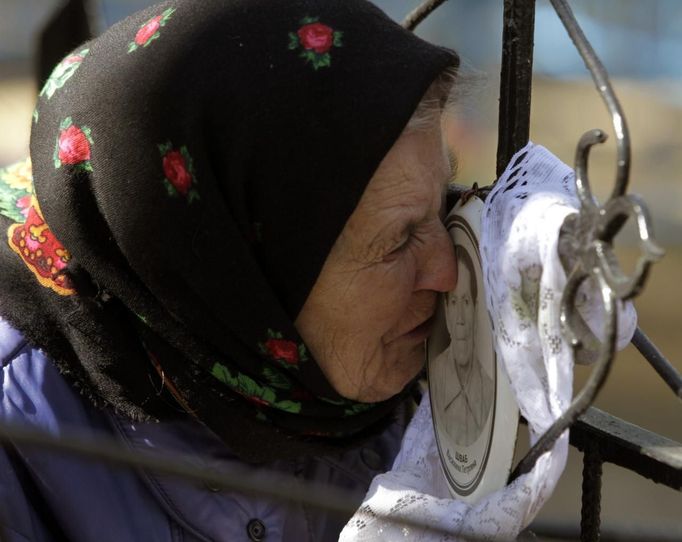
[1,0,680,539]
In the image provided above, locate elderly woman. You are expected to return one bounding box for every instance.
[0,0,460,540]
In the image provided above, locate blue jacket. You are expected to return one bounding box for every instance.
[0,318,404,541]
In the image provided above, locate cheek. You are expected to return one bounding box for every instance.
[297,234,437,401]
[371,259,418,322]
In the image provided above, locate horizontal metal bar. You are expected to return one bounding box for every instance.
[570,407,682,491]
[632,327,682,400]
[530,519,682,542]
[0,421,353,518]
[0,420,499,541]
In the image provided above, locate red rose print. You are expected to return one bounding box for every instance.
[158,142,199,202]
[135,16,162,46]
[58,125,91,165]
[297,22,334,54]
[162,150,192,196]
[289,18,342,70]
[265,338,299,365]
[128,8,175,53]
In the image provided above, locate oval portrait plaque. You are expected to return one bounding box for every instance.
[427,195,519,503]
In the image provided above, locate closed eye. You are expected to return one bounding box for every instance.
[382,223,418,262]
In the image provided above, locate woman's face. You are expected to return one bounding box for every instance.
[295,118,457,402]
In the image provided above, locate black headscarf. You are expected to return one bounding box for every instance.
[0,0,458,461]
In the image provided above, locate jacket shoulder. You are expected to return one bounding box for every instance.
[0,317,28,366]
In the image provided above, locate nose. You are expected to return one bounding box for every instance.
[414,225,457,293]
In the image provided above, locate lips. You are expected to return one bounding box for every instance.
[384,312,436,345]
[404,314,436,341]
[383,293,438,344]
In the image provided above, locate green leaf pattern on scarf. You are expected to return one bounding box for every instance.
[211,362,302,414]
[40,49,90,100]
[262,366,291,390]
[344,402,374,417]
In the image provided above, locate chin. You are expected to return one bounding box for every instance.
[353,387,399,404]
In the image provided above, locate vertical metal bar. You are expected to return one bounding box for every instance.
[549,0,631,199]
[580,444,603,542]
[496,0,536,177]
[631,328,682,399]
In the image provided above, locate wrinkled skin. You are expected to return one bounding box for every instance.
[295,117,457,402]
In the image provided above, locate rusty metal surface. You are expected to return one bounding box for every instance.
[496,0,535,178]
[580,444,603,542]
[571,407,682,491]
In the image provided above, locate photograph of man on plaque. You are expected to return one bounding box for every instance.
[440,244,494,447]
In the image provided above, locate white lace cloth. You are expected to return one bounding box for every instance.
[339,143,637,541]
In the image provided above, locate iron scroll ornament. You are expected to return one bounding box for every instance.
[509,130,664,481]
[507,1,665,480]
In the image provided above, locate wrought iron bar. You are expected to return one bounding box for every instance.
[0,421,351,517]
[632,328,682,400]
[510,0,664,483]
[549,0,630,200]
[402,0,451,31]
[512,404,682,497]
[570,407,682,491]
[580,443,603,541]
[530,520,682,542]
[496,0,536,177]
[0,420,496,541]
[4,409,676,539]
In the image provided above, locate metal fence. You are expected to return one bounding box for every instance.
[1,1,680,541]
[491,1,680,540]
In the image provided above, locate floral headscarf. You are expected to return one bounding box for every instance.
[0,0,458,461]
